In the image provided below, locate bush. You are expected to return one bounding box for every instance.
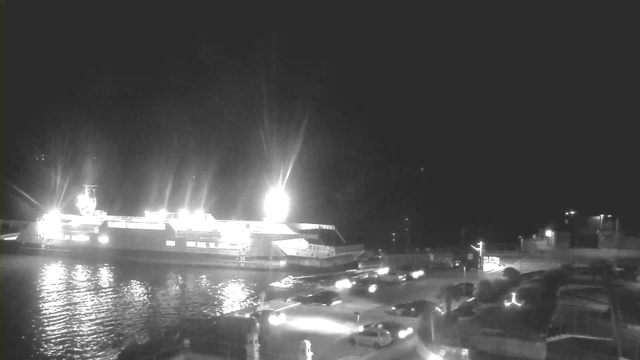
[474,279,494,303]
[503,267,521,285]
[491,278,511,300]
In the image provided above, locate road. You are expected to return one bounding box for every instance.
[236,269,500,360]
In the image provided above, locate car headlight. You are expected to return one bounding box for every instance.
[377,267,389,275]
[411,270,424,278]
[391,306,395,310]
[268,312,286,325]
[407,327,413,334]
[398,330,407,339]
[358,325,363,332]
[368,284,378,293]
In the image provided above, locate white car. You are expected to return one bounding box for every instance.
[348,327,393,348]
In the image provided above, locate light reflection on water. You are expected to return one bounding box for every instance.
[2,256,277,360]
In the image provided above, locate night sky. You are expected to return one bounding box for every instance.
[2,4,637,248]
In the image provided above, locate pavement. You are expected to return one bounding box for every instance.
[234,269,500,360]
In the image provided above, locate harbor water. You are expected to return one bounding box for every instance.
[0,253,286,359]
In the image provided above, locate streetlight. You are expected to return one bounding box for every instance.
[264,187,289,222]
[470,241,483,271]
[354,312,360,358]
[565,210,577,247]
[391,233,397,254]
[405,217,411,253]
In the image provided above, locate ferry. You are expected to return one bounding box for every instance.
[1,186,364,272]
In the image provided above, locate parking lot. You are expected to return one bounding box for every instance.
[236,269,498,359]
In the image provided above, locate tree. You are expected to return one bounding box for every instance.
[440,284,457,318]
[474,279,494,303]
[503,267,521,285]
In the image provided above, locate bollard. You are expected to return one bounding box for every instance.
[246,331,260,360]
[298,339,312,360]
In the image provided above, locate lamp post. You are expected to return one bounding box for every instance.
[354,312,360,358]
[470,241,483,271]
[565,209,577,248]
[405,217,411,253]
[392,233,396,254]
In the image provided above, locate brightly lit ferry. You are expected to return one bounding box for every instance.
[7,186,363,271]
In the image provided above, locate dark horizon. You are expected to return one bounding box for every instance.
[2,4,638,248]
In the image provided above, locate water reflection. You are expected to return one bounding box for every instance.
[19,258,272,359]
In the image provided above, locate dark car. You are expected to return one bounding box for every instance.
[350,277,379,295]
[291,290,342,306]
[391,300,442,317]
[247,309,287,327]
[396,265,425,281]
[361,321,414,340]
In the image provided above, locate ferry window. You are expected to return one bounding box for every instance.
[209,242,216,248]
[197,241,206,248]
[186,241,196,248]
[166,240,176,247]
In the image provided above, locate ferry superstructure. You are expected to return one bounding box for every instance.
[9,186,363,270]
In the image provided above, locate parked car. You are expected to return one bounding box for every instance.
[348,327,392,348]
[289,290,342,306]
[391,300,442,317]
[379,271,407,284]
[247,309,287,326]
[360,321,413,341]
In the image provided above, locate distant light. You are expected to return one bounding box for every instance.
[607,214,612,218]
[358,325,364,332]
[195,209,204,216]
[48,209,60,217]
[545,230,553,237]
[179,209,189,218]
[268,312,286,326]
[411,270,424,278]
[158,209,167,218]
[336,279,352,289]
[399,330,408,339]
[377,267,389,275]
[264,187,289,222]
[98,235,109,244]
[368,284,378,293]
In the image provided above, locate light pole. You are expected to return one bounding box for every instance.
[405,217,411,253]
[392,233,396,254]
[470,241,483,271]
[354,312,360,358]
[565,209,577,248]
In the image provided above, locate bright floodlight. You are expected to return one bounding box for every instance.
[264,187,289,222]
[545,229,553,237]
